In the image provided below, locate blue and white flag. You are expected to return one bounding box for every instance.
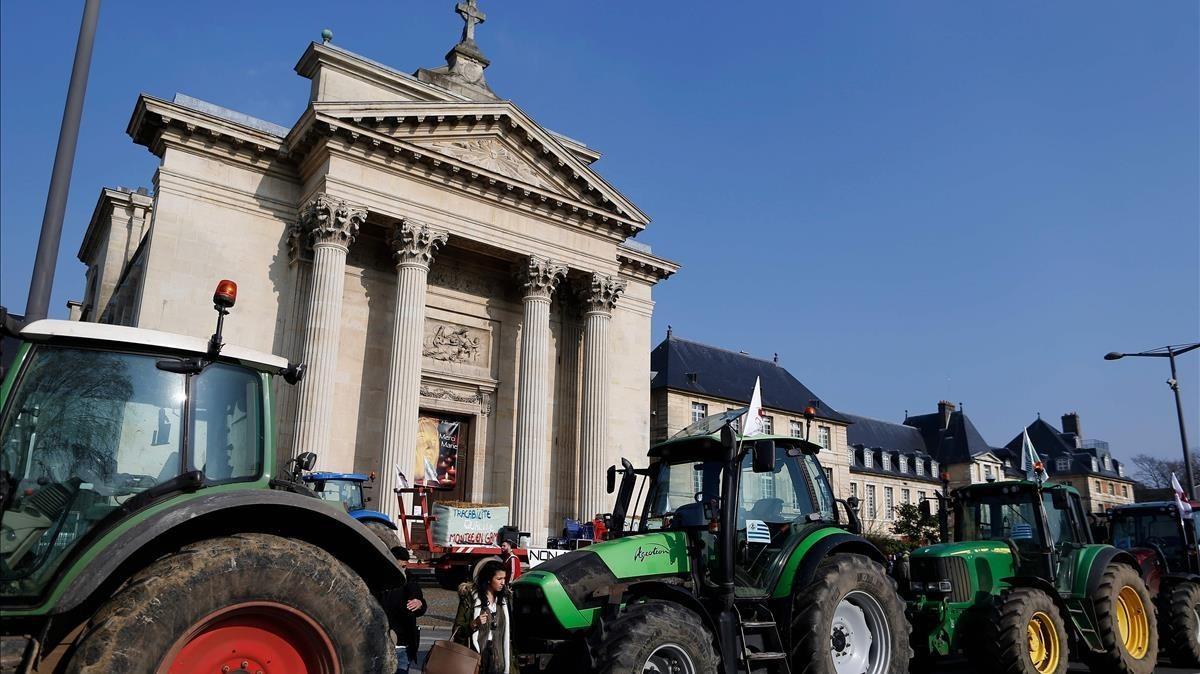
[1020,430,1050,482]
[746,519,771,544]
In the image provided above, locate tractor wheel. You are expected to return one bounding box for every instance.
[364,519,402,551]
[591,600,719,674]
[790,553,910,674]
[1161,580,1200,668]
[984,587,1068,674]
[65,532,395,674]
[1083,562,1157,674]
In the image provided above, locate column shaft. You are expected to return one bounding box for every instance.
[577,310,611,521]
[292,242,349,465]
[378,263,429,520]
[513,296,552,544]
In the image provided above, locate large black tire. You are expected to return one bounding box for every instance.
[790,553,911,674]
[591,600,720,674]
[66,532,396,674]
[365,519,403,551]
[1083,563,1158,674]
[983,587,1068,674]
[1162,580,1200,668]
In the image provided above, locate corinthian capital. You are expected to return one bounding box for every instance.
[585,273,626,315]
[520,255,568,300]
[300,193,367,249]
[390,218,449,268]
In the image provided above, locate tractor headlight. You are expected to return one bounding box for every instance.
[936,580,953,593]
[910,581,926,594]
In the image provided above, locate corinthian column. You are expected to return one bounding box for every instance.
[292,194,366,467]
[578,273,626,521]
[379,219,448,521]
[512,255,567,546]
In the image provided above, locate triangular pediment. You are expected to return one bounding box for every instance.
[298,100,648,227]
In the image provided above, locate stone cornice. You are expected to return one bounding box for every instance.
[128,94,288,162]
[294,41,470,104]
[77,187,153,263]
[617,245,680,284]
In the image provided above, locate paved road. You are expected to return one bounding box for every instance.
[410,586,1196,673]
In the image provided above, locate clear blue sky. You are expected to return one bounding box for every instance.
[2,1,1197,468]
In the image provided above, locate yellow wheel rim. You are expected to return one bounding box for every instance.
[1115,585,1150,659]
[1026,611,1061,674]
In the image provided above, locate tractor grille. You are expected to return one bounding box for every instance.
[910,556,971,603]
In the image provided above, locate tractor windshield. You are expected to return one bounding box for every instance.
[313,479,365,511]
[642,448,835,531]
[956,488,1045,548]
[1111,510,1193,568]
[0,345,264,599]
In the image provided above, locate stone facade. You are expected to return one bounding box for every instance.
[74,13,677,545]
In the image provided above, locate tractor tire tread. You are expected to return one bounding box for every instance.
[590,600,719,674]
[1161,580,1200,668]
[983,588,1068,674]
[1083,562,1158,674]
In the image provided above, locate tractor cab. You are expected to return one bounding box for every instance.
[1109,501,1200,577]
[949,480,1094,584]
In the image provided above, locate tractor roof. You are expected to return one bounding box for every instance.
[649,433,820,462]
[1110,500,1199,513]
[955,479,1081,498]
[19,319,289,374]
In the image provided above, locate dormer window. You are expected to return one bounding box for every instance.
[863,451,872,470]
[1103,456,1111,471]
[1056,457,1070,472]
[1090,458,1099,472]
[899,457,908,474]
[915,460,924,476]
[931,461,940,476]
[1117,464,1125,477]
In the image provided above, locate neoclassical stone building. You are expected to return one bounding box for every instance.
[73,5,677,544]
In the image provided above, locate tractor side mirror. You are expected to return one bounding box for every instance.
[297,452,318,472]
[919,499,932,519]
[607,465,617,494]
[720,424,737,452]
[752,439,776,473]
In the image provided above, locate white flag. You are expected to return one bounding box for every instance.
[742,377,766,437]
[1021,430,1049,482]
[1172,472,1193,515]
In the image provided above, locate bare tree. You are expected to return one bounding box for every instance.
[1129,453,1200,488]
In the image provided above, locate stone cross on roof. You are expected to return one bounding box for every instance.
[457,0,486,44]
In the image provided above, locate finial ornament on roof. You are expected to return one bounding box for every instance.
[321,28,333,44]
[457,0,486,44]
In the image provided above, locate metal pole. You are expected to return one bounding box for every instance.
[24,0,101,322]
[1168,348,1197,499]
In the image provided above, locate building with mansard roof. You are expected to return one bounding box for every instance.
[71,4,678,545]
[841,413,943,534]
[904,401,1009,491]
[1004,413,1136,513]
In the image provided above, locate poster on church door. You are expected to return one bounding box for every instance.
[416,415,462,489]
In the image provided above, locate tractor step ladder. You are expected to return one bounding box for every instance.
[734,600,791,674]
[1063,598,1104,653]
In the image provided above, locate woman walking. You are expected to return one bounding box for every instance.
[453,560,517,674]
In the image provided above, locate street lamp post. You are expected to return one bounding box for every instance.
[1105,342,1200,499]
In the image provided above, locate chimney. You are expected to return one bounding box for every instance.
[938,400,956,430]
[1062,412,1082,446]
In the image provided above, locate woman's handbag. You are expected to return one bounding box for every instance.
[423,628,481,674]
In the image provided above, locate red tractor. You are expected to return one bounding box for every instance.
[1109,499,1200,668]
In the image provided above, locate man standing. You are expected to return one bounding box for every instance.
[498,537,521,583]
[381,546,427,672]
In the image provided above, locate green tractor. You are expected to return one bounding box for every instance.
[0,282,400,673]
[512,410,910,674]
[1108,499,1200,668]
[906,479,1157,674]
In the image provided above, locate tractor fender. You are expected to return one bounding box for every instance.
[1000,574,1076,620]
[785,531,886,596]
[621,580,719,635]
[55,488,403,615]
[351,509,398,529]
[1081,547,1139,597]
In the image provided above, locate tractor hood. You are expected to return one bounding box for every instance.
[911,540,1014,560]
[907,540,1016,603]
[512,531,691,633]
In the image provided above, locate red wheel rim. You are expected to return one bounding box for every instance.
[159,601,338,674]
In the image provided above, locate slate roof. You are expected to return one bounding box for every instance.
[844,413,928,454]
[650,336,846,423]
[904,409,1006,466]
[1004,417,1129,480]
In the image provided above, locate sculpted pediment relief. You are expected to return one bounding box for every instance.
[305,102,649,232]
